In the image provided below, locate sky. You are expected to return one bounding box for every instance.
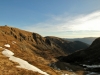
[0,0,100,38]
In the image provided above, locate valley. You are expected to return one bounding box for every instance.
[1,0,100,75]
[0,26,99,75]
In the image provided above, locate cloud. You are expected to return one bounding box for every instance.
[66,11,100,31]
[24,11,100,37]
[55,11,100,31]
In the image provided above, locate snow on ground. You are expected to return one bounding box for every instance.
[2,49,14,57]
[2,49,49,75]
[4,44,10,47]
[83,64,100,68]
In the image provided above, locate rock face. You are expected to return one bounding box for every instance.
[46,36,89,53]
[60,37,100,65]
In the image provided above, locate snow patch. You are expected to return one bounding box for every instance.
[4,44,10,47]
[2,49,14,57]
[2,49,49,75]
[83,64,100,68]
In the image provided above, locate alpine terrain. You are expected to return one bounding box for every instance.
[0,26,89,75]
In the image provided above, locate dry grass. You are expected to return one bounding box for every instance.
[75,71,85,75]
[0,48,44,75]
[0,26,85,75]
[0,48,60,75]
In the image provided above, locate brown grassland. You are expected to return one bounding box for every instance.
[0,26,85,75]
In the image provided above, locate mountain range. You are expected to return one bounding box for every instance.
[0,25,92,75]
[60,37,100,64]
[57,37,100,74]
[65,37,97,45]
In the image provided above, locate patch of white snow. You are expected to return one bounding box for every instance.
[2,49,14,56]
[4,44,10,47]
[83,64,100,68]
[2,49,49,75]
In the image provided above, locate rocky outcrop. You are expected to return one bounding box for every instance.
[45,36,89,53]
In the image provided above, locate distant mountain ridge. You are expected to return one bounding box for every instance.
[52,37,100,74]
[65,37,97,45]
[60,37,100,65]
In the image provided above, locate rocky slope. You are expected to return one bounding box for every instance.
[0,26,66,61]
[0,26,89,60]
[0,26,62,75]
[46,36,89,53]
[0,25,89,75]
[51,37,100,74]
[59,37,100,65]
